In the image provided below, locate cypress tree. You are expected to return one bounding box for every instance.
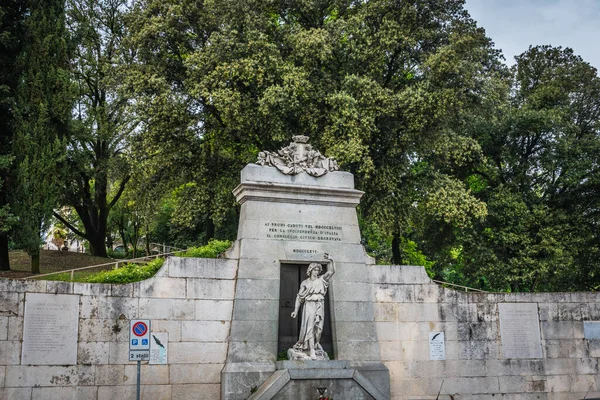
[11,0,72,273]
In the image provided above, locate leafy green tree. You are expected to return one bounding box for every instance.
[126,0,500,251]
[456,46,600,291]
[10,0,72,273]
[53,0,134,257]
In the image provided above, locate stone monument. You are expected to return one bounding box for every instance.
[221,136,390,400]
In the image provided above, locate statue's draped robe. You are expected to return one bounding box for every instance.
[294,276,329,351]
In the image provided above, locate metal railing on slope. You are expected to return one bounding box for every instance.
[431,279,489,293]
[21,249,187,282]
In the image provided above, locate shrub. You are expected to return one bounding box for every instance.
[180,239,232,258]
[85,258,165,284]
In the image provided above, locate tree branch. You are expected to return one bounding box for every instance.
[108,175,131,210]
[53,211,88,239]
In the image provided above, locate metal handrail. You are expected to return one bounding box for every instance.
[21,249,187,281]
[431,279,489,293]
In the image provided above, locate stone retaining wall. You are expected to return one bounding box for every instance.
[1,259,599,399]
[0,257,237,400]
[372,264,600,400]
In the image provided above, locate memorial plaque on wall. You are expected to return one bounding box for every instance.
[21,293,80,365]
[429,332,445,360]
[584,322,600,339]
[498,303,542,359]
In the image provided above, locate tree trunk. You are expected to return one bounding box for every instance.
[0,232,10,271]
[88,231,108,258]
[31,249,40,274]
[119,227,128,257]
[145,225,150,256]
[391,232,401,265]
[205,217,215,241]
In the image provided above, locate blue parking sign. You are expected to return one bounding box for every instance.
[132,339,138,345]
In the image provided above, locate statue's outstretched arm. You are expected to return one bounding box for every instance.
[322,253,335,281]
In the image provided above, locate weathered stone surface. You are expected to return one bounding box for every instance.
[139,277,186,299]
[31,386,98,400]
[232,299,277,321]
[227,341,278,363]
[195,300,234,321]
[248,370,290,400]
[230,320,277,342]
[108,342,130,364]
[97,385,135,400]
[237,258,279,280]
[170,364,223,384]
[72,283,111,297]
[334,301,376,322]
[234,279,279,300]
[221,362,276,400]
[94,364,125,386]
[186,278,235,300]
[0,387,31,400]
[169,342,228,364]
[0,341,19,365]
[167,257,237,279]
[77,342,109,364]
[5,365,94,387]
[97,296,138,320]
[123,364,169,385]
[371,265,431,285]
[181,321,230,342]
[172,384,220,400]
[138,298,194,320]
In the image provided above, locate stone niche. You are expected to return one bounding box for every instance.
[221,148,390,400]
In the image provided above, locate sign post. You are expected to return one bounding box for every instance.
[130,320,150,400]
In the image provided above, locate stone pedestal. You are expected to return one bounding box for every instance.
[221,164,389,400]
[248,361,390,400]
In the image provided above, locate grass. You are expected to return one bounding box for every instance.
[1,240,231,282]
[1,250,114,280]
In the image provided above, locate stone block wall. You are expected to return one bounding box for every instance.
[1,258,600,399]
[372,264,600,400]
[0,257,237,400]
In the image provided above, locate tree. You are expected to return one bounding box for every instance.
[10,0,72,273]
[0,0,27,270]
[452,46,600,291]
[53,0,135,257]
[125,0,500,250]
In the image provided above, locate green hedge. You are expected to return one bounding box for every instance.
[85,258,165,284]
[180,239,231,258]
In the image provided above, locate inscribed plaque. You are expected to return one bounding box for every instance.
[584,322,600,339]
[429,332,445,360]
[22,293,80,365]
[498,303,542,359]
[149,332,168,364]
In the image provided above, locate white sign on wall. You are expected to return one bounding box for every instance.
[429,332,446,360]
[22,293,80,365]
[149,332,168,365]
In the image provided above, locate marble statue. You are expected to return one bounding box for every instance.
[289,254,336,360]
[257,135,339,177]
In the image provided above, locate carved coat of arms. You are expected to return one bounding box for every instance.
[257,135,339,177]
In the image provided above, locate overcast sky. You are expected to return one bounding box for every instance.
[464,0,600,71]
